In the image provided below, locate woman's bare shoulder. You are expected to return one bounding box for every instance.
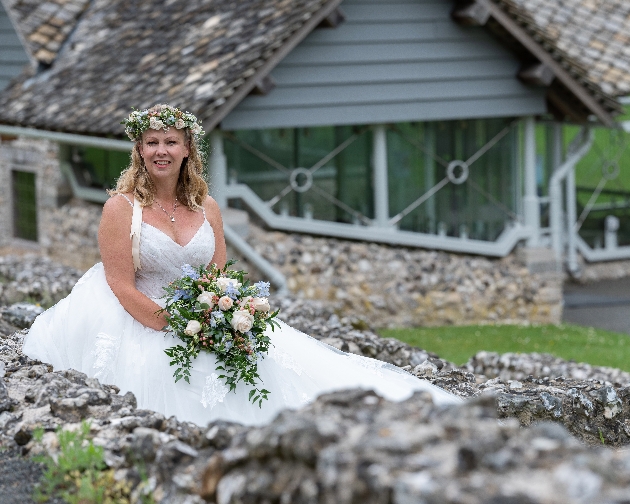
[102,193,134,221]
[202,195,222,218]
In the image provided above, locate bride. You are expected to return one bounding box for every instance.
[23,104,460,426]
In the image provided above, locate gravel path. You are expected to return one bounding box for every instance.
[0,448,46,504]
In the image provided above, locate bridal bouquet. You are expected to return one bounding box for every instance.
[160,260,279,406]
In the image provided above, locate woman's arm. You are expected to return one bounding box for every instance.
[98,195,167,331]
[204,196,227,269]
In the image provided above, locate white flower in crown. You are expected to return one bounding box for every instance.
[149,117,165,130]
[175,118,185,129]
[191,123,202,135]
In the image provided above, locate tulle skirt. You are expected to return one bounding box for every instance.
[23,263,460,426]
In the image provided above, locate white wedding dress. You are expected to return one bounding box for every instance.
[23,204,460,426]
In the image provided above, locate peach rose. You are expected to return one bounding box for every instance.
[218,296,234,311]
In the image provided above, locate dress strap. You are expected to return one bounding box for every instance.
[119,193,133,207]
[201,204,206,220]
[130,197,142,271]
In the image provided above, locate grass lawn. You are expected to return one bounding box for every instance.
[379,324,630,372]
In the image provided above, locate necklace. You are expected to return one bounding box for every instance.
[154,198,178,222]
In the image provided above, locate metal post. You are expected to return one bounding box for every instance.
[373,125,390,227]
[551,123,563,170]
[209,130,228,209]
[523,116,540,246]
[566,166,578,273]
[424,123,436,233]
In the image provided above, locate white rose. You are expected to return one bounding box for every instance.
[216,277,241,293]
[184,320,202,335]
[149,117,165,130]
[218,296,234,311]
[231,310,254,333]
[197,292,214,309]
[175,118,185,129]
[251,297,270,312]
[191,123,202,135]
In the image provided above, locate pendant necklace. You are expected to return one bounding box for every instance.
[154,198,178,223]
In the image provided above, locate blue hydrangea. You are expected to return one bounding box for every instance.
[225,283,240,300]
[210,310,224,328]
[172,288,192,301]
[181,264,199,280]
[254,281,270,297]
[224,340,233,351]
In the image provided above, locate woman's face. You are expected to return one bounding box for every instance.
[139,128,190,183]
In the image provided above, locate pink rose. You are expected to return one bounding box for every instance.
[218,296,234,311]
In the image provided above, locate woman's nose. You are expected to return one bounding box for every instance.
[156,142,167,154]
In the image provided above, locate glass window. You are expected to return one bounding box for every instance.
[12,170,38,241]
[68,146,130,190]
[387,118,518,240]
[224,126,373,222]
[569,105,630,247]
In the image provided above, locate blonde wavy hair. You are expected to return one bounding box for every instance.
[110,106,208,209]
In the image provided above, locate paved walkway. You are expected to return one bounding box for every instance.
[563,277,630,334]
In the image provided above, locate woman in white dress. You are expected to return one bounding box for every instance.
[23,104,460,426]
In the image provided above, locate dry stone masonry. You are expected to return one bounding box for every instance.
[3,320,630,502]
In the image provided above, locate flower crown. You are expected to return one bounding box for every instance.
[121,104,204,141]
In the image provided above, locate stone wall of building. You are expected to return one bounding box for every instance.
[0,137,60,251]
[245,226,564,327]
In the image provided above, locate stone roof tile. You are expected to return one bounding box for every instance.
[0,0,331,136]
[495,0,630,101]
[3,0,91,65]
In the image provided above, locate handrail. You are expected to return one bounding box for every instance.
[224,183,532,257]
[223,225,289,295]
[0,124,132,151]
[548,127,594,270]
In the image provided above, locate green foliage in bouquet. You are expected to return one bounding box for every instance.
[160,260,279,407]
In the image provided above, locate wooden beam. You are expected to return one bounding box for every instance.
[518,62,555,87]
[474,0,615,127]
[451,2,491,26]
[205,0,345,132]
[318,7,346,28]
[250,75,276,96]
[547,87,587,123]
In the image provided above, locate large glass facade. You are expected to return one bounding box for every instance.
[224,118,520,242]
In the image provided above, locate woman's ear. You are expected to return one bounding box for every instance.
[137,141,144,158]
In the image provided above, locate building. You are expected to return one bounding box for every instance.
[0,0,628,284]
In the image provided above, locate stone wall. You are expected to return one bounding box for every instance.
[577,257,630,283]
[246,226,563,327]
[0,137,60,250]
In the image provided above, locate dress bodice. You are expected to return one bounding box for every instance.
[135,220,215,299]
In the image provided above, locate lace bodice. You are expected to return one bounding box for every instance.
[135,220,215,299]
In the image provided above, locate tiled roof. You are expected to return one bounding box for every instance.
[495,0,630,99]
[0,0,334,136]
[2,0,90,65]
